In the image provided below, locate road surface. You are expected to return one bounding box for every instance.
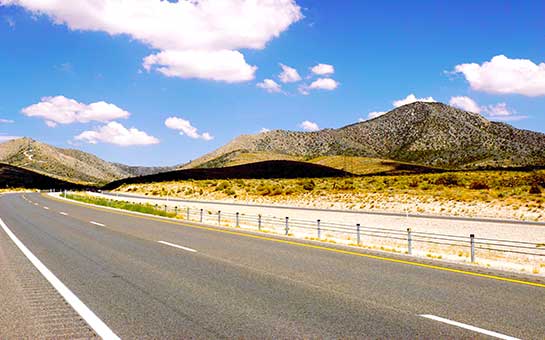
[1,192,544,338]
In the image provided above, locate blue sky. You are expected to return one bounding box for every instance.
[0,0,544,166]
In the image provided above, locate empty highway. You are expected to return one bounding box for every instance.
[1,192,544,339]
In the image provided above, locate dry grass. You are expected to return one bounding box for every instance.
[114,170,545,221]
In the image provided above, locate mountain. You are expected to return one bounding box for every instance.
[184,102,545,170]
[0,138,174,185]
[0,163,91,190]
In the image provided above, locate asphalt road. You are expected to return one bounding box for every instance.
[103,190,545,226]
[1,192,544,339]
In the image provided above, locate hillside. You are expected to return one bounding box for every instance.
[0,138,174,185]
[184,102,545,170]
[0,163,90,189]
[103,160,350,190]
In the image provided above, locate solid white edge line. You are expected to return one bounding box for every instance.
[420,314,519,340]
[89,221,105,227]
[59,212,68,216]
[158,241,197,253]
[0,216,120,340]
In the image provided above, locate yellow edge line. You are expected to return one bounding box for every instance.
[43,193,545,289]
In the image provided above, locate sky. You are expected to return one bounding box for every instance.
[0,0,544,166]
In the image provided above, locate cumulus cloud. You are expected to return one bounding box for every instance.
[393,94,436,107]
[3,0,303,83]
[259,128,270,133]
[308,78,339,90]
[453,55,545,96]
[449,96,481,113]
[299,120,320,131]
[256,79,282,93]
[143,49,256,83]
[278,63,301,83]
[165,116,213,141]
[367,111,387,119]
[21,96,130,127]
[0,118,14,123]
[74,121,159,146]
[311,63,334,75]
[449,96,526,121]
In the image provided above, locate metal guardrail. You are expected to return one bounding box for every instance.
[58,191,545,263]
[144,200,545,263]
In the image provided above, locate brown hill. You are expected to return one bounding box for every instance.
[184,102,545,170]
[0,163,91,190]
[0,138,175,185]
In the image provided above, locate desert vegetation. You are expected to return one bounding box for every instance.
[115,170,545,222]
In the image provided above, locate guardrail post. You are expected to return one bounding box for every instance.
[186,207,190,220]
[174,206,178,215]
[407,228,412,255]
[218,211,221,225]
[317,219,321,239]
[285,217,289,235]
[470,234,475,263]
[236,212,240,227]
[356,223,361,245]
[164,205,167,212]
[200,209,203,223]
[258,214,262,231]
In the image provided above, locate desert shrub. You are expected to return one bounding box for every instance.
[337,179,355,190]
[434,173,460,186]
[529,184,542,195]
[216,181,230,191]
[300,179,315,191]
[469,180,490,190]
[408,178,420,188]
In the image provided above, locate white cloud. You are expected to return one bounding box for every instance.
[299,120,320,131]
[21,96,130,127]
[74,121,159,146]
[393,94,436,107]
[453,55,545,96]
[449,96,481,113]
[3,0,303,83]
[259,128,270,133]
[0,118,14,123]
[449,96,527,121]
[143,49,256,83]
[309,78,339,90]
[367,111,387,119]
[482,103,526,121]
[311,63,334,75]
[165,116,213,141]
[278,63,301,83]
[256,79,282,93]
[0,135,20,142]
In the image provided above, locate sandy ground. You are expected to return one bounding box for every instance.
[82,192,545,276]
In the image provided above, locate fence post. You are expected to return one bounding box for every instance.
[285,217,289,235]
[218,211,221,225]
[236,212,240,227]
[407,228,412,255]
[200,209,203,223]
[186,207,190,220]
[317,219,321,239]
[470,234,475,263]
[258,214,262,231]
[356,223,361,245]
